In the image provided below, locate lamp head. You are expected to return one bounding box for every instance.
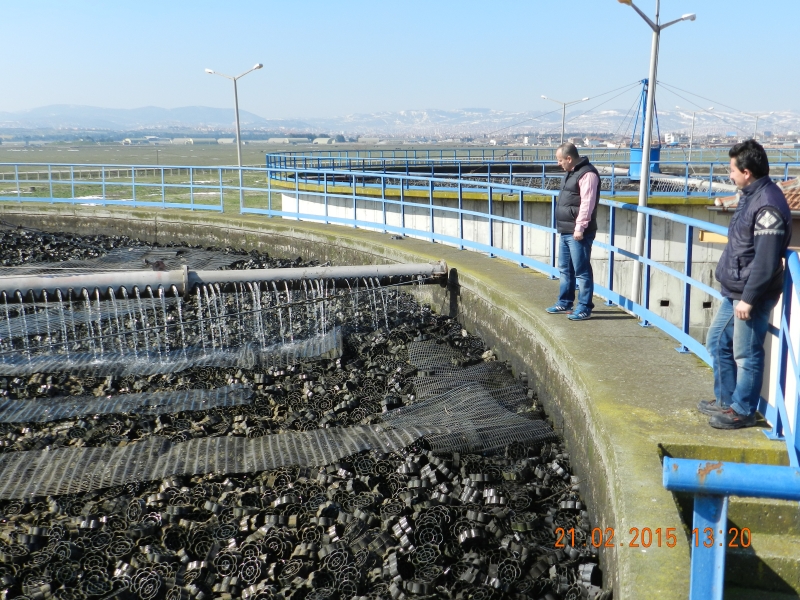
[253,63,263,70]
[204,68,214,74]
[682,13,696,21]
[541,95,547,100]
[581,97,589,101]
[617,0,632,4]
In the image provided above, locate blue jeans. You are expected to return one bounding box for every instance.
[557,231,596,314]
[706,296,778,416]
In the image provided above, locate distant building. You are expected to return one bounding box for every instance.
[664,133,688,145]
[583,138,604,147]
[217,138,236,144]
[172,138,194,145]
[267,137,312,144]
[122,138,149,145]
[357,137,381,144]
[313,138,335,145]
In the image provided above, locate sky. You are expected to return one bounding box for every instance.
[1,0,798,121]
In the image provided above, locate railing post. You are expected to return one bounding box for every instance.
[352,173,357,228]
[677,224,694,352]
[488,185,494,257]
[611,162,616,196]
[267,168,272,216]
[640,214,653,326]
[518,190,525,266]
[70,165,75,201]
[458,180,464,251]
[188,167,193,211]
[708,164,715,200]
[217,168,223,212]
[765,268,792,443]
[605,205,616,305]
[550,197,557,278]
[382,175,387,233]
[400,176,406,234]
[685,162,690,198]
[429,179,435,242]
[689,494,729,600]
[48,165,53,203]
[324,171,329,225]
[130,166,135,207]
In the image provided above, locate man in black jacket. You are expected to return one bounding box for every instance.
[545,143,600,321]
[699,140,792,429]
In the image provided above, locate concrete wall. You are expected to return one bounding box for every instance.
[282,191,731,342]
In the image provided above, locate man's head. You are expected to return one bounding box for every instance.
[556,143,580,172]
[729,139,769,189]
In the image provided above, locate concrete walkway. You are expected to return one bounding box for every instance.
[0,204,792,599]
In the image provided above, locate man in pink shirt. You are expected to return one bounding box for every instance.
[545,142,600,321]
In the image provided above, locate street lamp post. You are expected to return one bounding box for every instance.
[541,96,590,145]
[747,112,773,140]
[205,63,263,209]
[676,105,713,163]
[617,0,695,306]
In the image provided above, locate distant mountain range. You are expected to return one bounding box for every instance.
[1,104,799,138]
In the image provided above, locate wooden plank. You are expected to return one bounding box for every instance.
[699,230,728,244]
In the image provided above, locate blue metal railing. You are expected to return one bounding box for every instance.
[266,146,800,165]
[663,458,800,600]
[265,153,798,199]
[2,157,799,598]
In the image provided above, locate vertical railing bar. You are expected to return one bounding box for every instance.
[677,224,694,352]
[640,213,653,326]
[458,179,464,251]
[605,205,616,305]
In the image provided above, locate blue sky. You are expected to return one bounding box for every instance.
[1,0,798,118]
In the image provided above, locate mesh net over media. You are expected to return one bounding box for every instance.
[0,385,252,423]
[0,382,555,499]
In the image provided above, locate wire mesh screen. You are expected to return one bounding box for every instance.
[0,385,252,423]
[383,382,555,454]
[410,362,520,400]
[407,340,466,375]
[0,247,241,276]
[0,424,423,499]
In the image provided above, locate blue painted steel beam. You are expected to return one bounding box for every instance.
[663,458,800,500]
[689,494,728,600]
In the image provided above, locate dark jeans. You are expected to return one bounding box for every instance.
[705,296,778,416]
[557,231,596,314]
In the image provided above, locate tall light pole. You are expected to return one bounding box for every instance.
[676,105,712,163]
[747,112,773,140]
[541,95,590,145]
[617,0,696,306]
[205,63,263,208]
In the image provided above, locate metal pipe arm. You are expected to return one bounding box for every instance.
[0,261,448,300]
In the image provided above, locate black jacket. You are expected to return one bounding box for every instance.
[715,176,792,303]
[555,157,599,234]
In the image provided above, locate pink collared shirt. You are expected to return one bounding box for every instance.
[575,172,599,234]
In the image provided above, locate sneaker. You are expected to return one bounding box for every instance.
[697,399,727,416]
[708,408,757,430]
[546,304,572,314]
[567,310,591,321]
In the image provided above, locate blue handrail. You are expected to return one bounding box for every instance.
[663,458,800,600]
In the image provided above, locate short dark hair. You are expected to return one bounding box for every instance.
[557,142,580,160]
[729,139,769,179]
